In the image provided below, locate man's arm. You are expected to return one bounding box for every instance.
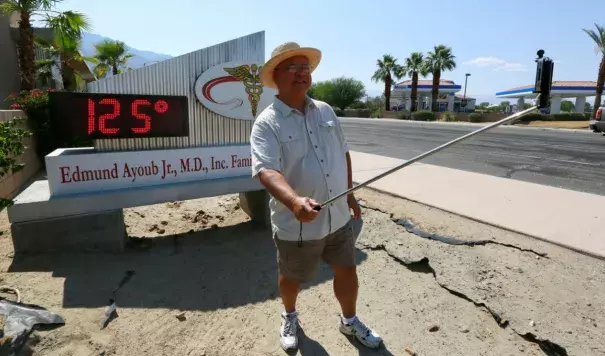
[258,169,299,211]
[330,108,354,194]
[346,152,353,191]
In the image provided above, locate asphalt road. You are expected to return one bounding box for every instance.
[341,118,605,196]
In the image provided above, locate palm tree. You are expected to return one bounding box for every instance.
[402,52,429,112]
[0,1,91,91]
[35,36,97,90]
[371,54,404,111]
[92,40,134,78]
[583,23,605,117]
[425,45,457,112]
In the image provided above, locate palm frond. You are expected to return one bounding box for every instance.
[583,23,605,56]
[93,63,109,78]
[0,1,19,15]
[35,58,56,68]
[83,56,100,65]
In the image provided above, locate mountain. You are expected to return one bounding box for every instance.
[79,32,173,72]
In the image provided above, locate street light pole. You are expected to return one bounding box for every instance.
[462,73,471,112]
[463,73,471,99]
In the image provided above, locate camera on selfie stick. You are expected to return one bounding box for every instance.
[533,49,554,111]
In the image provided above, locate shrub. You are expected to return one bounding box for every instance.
[332,106,345,117]
[356,108,371,118]
[469,113,482,123]
[349,101,367,109]
[370,109,382,118]
[396,111,410,120]
[5,89,93,158]
[551,113,589,121]
[0,116,32,211]
[440,111,457,122]
[343,108,371,118]
[520,113,547,121]
[411,110,436,121]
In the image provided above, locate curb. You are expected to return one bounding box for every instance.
[355,182,605,261]
[340,117,594,134]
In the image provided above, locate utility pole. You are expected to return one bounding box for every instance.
[461,73,471,111]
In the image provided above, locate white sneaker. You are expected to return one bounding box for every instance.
[339,316,383,349]
[279,311,299,351]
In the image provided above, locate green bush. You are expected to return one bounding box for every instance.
[411,110,436,121]
[343,108,371,118]
[5,89,93,158]
[356,109,371,118]
[332,106,345,117]
[370,109,381,118]
[349,101,367,109]
[519,113,549,122]
[469,113,482,123]
[551,113,589,121]
[440,111,457,122]
[0,116,32,211]
[396,111,410,120]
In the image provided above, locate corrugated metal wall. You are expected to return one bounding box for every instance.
[88,31,265,152]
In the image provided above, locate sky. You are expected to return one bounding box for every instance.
[55,0,604,104]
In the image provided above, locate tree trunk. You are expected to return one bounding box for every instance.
[18,11,36,91]
[411,72,418,112]
[384,75,391,111]
[112,64,119,76]
[593,55,605,118]
[61,60,76,91]
[431,71,440,112]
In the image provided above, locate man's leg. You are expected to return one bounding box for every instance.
[331,265,358,318]
[278,272,300,313]
[323,221,383,349]
[273,234,324,351]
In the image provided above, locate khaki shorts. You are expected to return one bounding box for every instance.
[273,220,356,284]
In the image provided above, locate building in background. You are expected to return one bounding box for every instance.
[0,7,95,108]
[390,79,476,112]
[495,81,596,114]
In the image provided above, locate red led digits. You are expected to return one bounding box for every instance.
[66,93,186,138]
[98,98,120,134]
[132,99,152,134]
[154,100,168,114]
[88,99,95,134]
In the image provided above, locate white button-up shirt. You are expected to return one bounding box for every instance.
[250,96,351,241]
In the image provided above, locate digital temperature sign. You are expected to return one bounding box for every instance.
[49,92,189,139]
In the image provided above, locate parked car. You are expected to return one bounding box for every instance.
[590,104,604,133]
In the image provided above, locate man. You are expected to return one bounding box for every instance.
[250,42,383,351]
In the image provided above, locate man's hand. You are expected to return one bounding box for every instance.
[291,197,320,223]
[347,194,361,220]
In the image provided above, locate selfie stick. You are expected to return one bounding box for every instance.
[314,50,554,211]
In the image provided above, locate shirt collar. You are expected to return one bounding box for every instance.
[274,95,316,116]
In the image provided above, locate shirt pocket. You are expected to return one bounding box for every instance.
[318,120,337,147]
[278,129,306,164]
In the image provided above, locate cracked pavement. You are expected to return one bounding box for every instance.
[1,189,603,355]
[355,189,605,356]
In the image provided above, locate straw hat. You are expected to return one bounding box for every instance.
[259,42,322,89]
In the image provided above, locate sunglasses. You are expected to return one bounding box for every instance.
[276,64,313,74]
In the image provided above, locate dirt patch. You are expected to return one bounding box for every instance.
[512,121,590,129]
[0,188,603,355]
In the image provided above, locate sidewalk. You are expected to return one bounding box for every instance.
[350,151,605,259]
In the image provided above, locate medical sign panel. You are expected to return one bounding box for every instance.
[49,92,189,139]
[194,60,277,120]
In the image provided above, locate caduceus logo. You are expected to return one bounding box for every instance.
[200,64,264,117]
